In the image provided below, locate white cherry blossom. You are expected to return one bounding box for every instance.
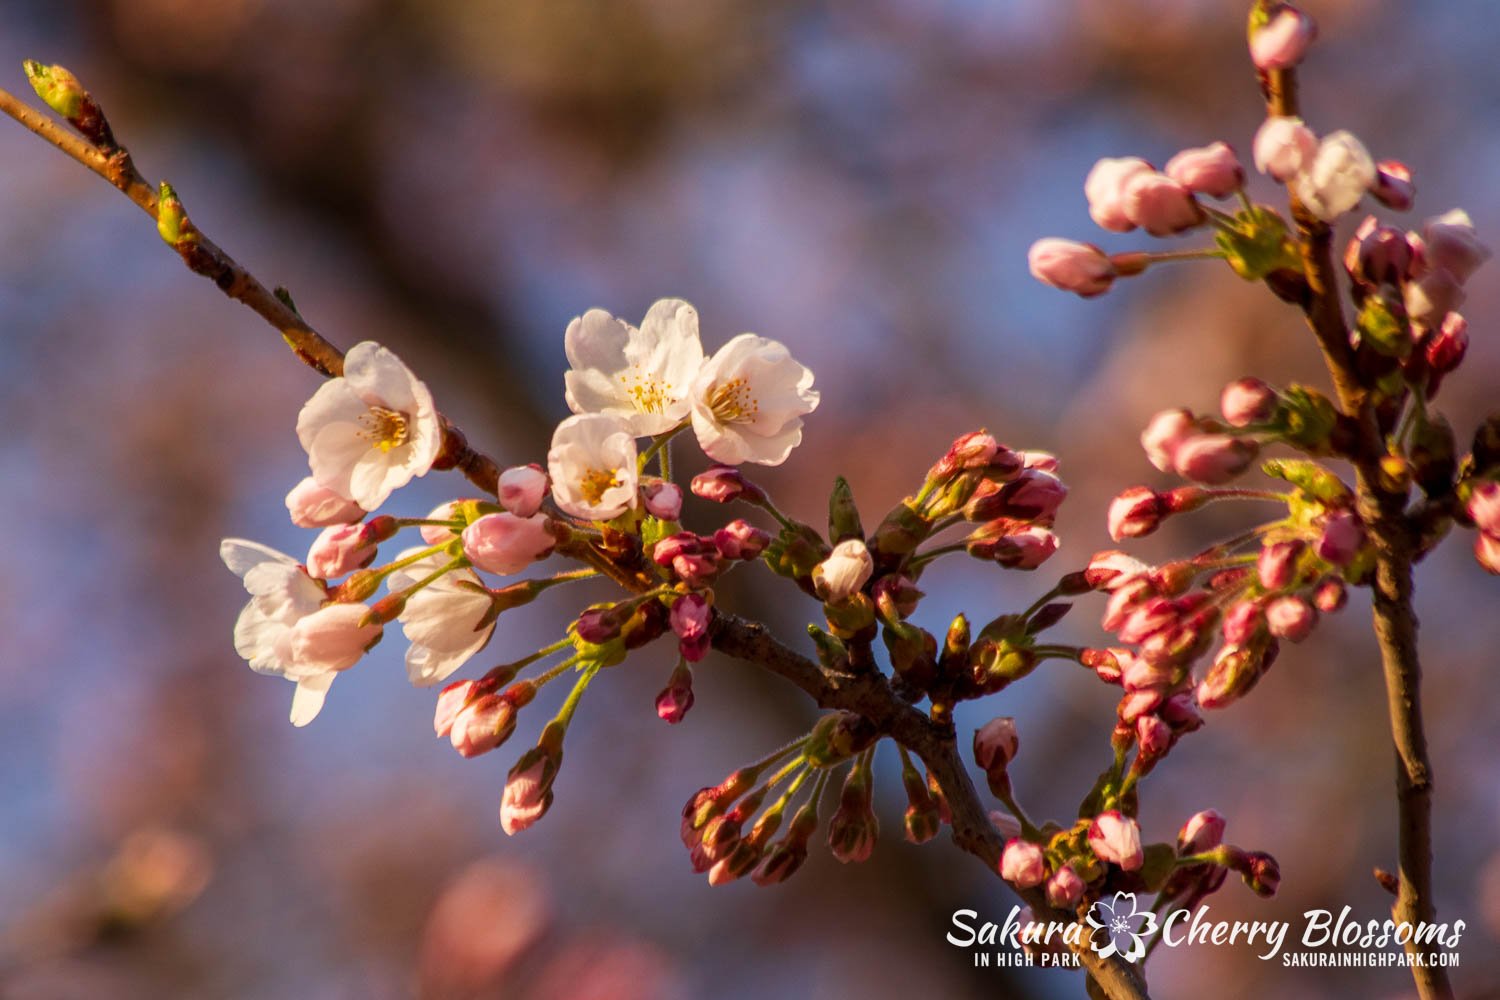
[563,299,704,435]
[689,333,819,466]
[547,414,640,521]
[388,548,497,687]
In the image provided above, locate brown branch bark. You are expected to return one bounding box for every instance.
[1264,63,1452,1000]
[711,614,1151,1000]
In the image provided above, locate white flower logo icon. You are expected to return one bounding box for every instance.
[1085,891,1159,963]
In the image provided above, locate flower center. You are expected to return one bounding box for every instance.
[620,366,672,415]
[360,405,410,453]
[707,376,758,424]
[580,467,621,506]
[1111,917,1130,934]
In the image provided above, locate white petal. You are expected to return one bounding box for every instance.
[308,420,373,500]
[295,379,367,455]
[348,448,409,510]
[343,341,419,413]
[563,309,632,373]
[220,538,296,580]
[289,673,335,727]
[234,601,292,675]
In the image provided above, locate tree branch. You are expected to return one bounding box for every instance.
[1263,62,1452,1000]
[711,613,1151,1000]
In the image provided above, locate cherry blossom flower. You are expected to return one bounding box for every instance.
[812,539,873,603]
[295,341,443,510]
[285,476,364,528]
[497,464,549,518]
[1000,839,1046,888]
[547,414,640,521]
[562,299,704,435]
[1252,117,1317,182]
[389,548,497,687]
[1292,131,1375,222]
[689,334,819,466]
[461,513,555,576]
[1088,810,1144,871]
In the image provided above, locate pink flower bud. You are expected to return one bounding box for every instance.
[1371,160,1414,212]
[1085,156,1156,232]
[1405,268,1466,329]
[497,464,549,518]
[656,664,695,724]
[434,679,481,737]
[1160,692,1203,733]
[1467,482,1500,537]
[640,480,684,521]
[419,501,465,544]
[575,605,623,644]
[1116,597,1178,645]
[1020,450,1059,472]
[669,593,712,642]
[462,513,555,575]
[1196,640,1277,710]
[1177,809,1226,855]
[1422,208,1491,284]
[1265,595,1317,642]
[1253,116,1318,182]
[1141,408,1198,473]
[286,476,364,528]
[1121,172,1204,236]
[450,694,518,757]
[1082,647,1125,684]
[713,519,770,561]
[969,525,1059,569]
[1293,131,1375,222]
[928,432,1000,482]
[999,838,1047,888]
[1245,851,1281,897]
[651,531,704,567]
[500,750,556,836]
[1250,5,1316,70]
[1107,486,1164,542]
[1312,576,1347,612]
[1005,469,1069,522]
[690,465,764,504]
[1425,312,1468,375]
[289,603,381,673]
[1256,539,1303,591]
[1136,714,1172,758]
[1085,550,1150,591]
[1315,510,1364,566]
[872,574,923,620]
[1027,238,1116,297]
[1088,811,1144,871]
[1221,600,1264,645]
[1045,864,1086,909]
[1165,141,1245,199]
[671,552,721,589]
[1220,377,1278,428]
[1172,434,1257,485]
[1471,531,1500,574]
[812,539,874,603]
[1344,216,1414,288]
[973,716,1019,773]
[1118,687,1165,724]
[307,522,381,579]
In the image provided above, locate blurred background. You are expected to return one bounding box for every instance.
[1,0,1498,997]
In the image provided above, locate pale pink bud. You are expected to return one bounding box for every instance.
[989,810,1023,840]
[671,552,721,589]
[1177,809,1227,855]
[656,665,695,724]
[1027,238,1116,297]
[1085,550,1150,591]
[1118,687,1166,724]
[999,838,1047,889]
[1005,469,1069,521]
[1221,377,1278,427]
[1101,577,1153,632]
[690,465,764,504]
[1088,811,1144,871]
[651,531,704,567]
[1172,434,1257,485]
[497,464,549,518]
[1312,576,1347,612]
[974,525,1059,569]
[450,694,517,757]
[1085,156,1156,231]
[641,480,684,521]
[500,753,554,836]
[1425,312,1468,375]
[713,519,771,560]
[1165,141,1244,199]
[1121,172,1204,236]
[1160,692,1203,733]
[1475,533,1500,575]
[1422,208,1491,284]
[1371,160,1414,212]
[1293,131,1376,222]
[1344,216,1413,288]
[1141,408,1198,473]
[420,501,465,544]
[1405,268,1466,329]
[1020,450,1059,472]
[669,593,712,641]
[462,513,555,575]
[973,716,1019,773]
[1107,486,1164,542]
[1257,539,1304,591]
[1250,5,1316,70]
[1121,651,1173,693]
[286,476,364,528]
[307,522,380,579]
[434,679,480,737]
[1316,510,1364,566]
[1136,714,1172,758]
[812,539,874,603]
[1265,595,1317,642]
[290,603,381,673]
[1221,600,1263,645]
[929,432,1000,481]
[1045,864,1086,909]
[1116,597,1177,644]
[1253,116,1318,182]
[1467,482,1500,537]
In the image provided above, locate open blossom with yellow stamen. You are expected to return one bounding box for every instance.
[690,333,819,466]
[547,413,640,521]
[295,341,442,510]
[563,298,704,436]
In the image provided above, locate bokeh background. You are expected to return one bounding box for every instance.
[1,1,1498,997]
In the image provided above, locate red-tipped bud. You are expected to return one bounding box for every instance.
[1265,595,1317,642]
[999,838,1047,889]
[1088,811,1144,872]
[1177,809,1227,855]
[1221,377,1278,427]
[1107,486,1164,541]
[713,519,771,560]
[690,465,765,504]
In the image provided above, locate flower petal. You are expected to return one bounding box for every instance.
[289,672,335,727]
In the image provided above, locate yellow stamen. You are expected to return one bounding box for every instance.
[707,377,758,424]
[619,363,672,415]
[360,405,410,453]
[580,467,621,505]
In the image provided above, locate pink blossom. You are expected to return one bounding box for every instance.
[1221,600,1264,645]
[1422,208,1491,284]
[1257,539,1305,591]
[462,512,555,575]
[1085,550,1151,591]
[450,694,517,758]
[1045,864,1086,909]
[1316,511,1364,566]
[1312,577,1347,612]
[1467,482,1500,537]
[1221,377,1278,427]
[420,501,465,544]
[713,519,771,560]
[928,432,1000,481]
[1265,595,1317,642]
[285,476,364,528]
[1253,116,1318,182]
[500,752,555,836]
[1027,238,1116,297]
[1172,434,1257,484]
[1088,811,1144,871]
[497,464,548,518]
[1475,533,1500,575]
[1116,597,1179,644]
[973,716,1019,773]
[973,525,1059,569]
[1165,141,1244,199]
[1107,486,1164,542]
[289,603,382,674]
[1178,809,1227,855]
[1084,156,1156,232]
[1121,172,1205,236]
[434,679,481,738]
[1405,267,1466,330]
[1141,408,1198,473]
[669,593,712,642]
[307,522,381,579]
[641,480,684,521]
[689,465,764,504]
[1344,216,1413,288]
[999,839,1047,888]
[656,669,695,724]
[1250,5,1316,70]
[1426,313,1468,375]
